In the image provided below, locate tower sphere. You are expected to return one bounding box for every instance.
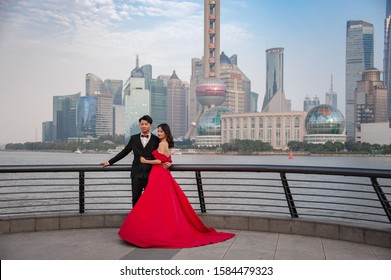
[196,77,227,107]
[305,104,345,134]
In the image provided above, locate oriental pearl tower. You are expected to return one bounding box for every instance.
[185,0,231,144]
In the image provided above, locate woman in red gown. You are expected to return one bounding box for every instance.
[118,123,235,248]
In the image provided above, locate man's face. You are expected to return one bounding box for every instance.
[139,120,152,134]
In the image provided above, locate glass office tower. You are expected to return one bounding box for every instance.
[345,20,374,141]
[147,77,168,130]
[262,48,288,112]
[53,92,80,142]
[77,96,97,137]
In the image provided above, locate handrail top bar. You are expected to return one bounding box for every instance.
[0,164,391,178]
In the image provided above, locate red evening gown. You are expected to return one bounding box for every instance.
[118,150,235,248]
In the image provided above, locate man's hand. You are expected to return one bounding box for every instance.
[100,162,110,167]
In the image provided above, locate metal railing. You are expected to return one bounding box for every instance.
[0,164,391,228]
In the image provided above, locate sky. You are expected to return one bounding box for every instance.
[0,0,386,144]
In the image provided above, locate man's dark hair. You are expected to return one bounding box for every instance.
[139,115,153,124]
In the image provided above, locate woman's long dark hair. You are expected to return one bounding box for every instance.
[158,123,175,148]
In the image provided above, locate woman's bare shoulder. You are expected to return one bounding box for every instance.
[158,141,170,157]
[158,141,168,148]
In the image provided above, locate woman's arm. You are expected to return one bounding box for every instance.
[140,157,161,165]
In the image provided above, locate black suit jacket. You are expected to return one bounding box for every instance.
[108,133,160,179]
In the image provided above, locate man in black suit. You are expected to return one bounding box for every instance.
[101,115,165,207]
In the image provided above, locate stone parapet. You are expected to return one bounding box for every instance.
[1,213,390,248]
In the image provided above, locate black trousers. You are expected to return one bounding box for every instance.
[131,177,148,207]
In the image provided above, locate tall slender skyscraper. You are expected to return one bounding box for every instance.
[384,0,391,122]
[325,75,338,108]
[123,56,150,140]
[262,48,288,112]
[345,20,374,141]
[167,70,188,138]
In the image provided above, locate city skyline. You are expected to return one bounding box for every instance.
[0,0,385,144]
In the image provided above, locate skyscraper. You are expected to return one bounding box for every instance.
[96,94,113,137]
[113,105,125,136]
[303,95,320,112]
[123,56,150,140]
[262,48,289,112]
[325,75,338,108]
[42,121,53,143]
[147,77,168,129]
[76,96,97,137]
[85,73,113,137]
[355,69,388,126]
[345,20,374,141]
[167,71,188,138]
[219,51,251,113]
[249,92,259,112]
[384,0,391,122]
[188,57,203,137]
[86,73,109,96]
[53,92,80,142]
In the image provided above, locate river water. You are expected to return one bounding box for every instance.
[0,151,390,227]
[0,150,390,168]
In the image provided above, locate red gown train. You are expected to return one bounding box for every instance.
[118,150,235,248]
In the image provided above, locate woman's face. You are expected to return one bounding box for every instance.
[157,127,166,139]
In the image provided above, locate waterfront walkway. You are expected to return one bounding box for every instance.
[1,228,391,260]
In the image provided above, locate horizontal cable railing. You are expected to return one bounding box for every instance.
[0,164,390,228]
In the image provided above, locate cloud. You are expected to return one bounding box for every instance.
[0,0,203,63]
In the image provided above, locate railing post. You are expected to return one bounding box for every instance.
[280,172,298,218]
[370,177,391,223]
[195,171,206,213]
[79,171,85,214]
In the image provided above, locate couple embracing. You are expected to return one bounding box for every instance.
[101,115,234,248]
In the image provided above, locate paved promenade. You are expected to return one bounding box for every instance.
[1,228,391,260]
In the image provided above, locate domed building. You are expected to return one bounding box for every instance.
[304,104,346,144]
[195,106,233,146]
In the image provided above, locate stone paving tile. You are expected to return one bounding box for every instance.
[222,231,278,260]
[172,233,237,260]
[274,249,326,260]
[322,238,379,260]
[370,245,391,260]
[277,233,324,253]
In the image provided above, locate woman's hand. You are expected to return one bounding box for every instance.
[140,156,146,163]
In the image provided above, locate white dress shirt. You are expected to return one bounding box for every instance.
[140,133,150,147]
